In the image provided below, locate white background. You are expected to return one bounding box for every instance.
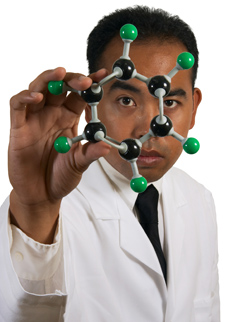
[0,0,235,319]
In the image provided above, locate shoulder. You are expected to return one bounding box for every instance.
[165,167,210,194]
[164,167,215,212]
[165,166,201,185]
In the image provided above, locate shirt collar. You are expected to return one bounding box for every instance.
[98,157,163,210]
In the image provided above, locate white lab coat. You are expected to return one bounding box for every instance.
[0,162,220,322]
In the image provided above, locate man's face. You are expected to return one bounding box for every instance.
[86,37,202,182]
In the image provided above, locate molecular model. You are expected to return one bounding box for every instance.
[48,24,199,193]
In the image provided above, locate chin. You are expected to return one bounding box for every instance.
[139,168,165,183]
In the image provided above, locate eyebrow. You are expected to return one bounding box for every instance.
[108,80,187,98]
[166,89,187,98]
[108,81,141,93]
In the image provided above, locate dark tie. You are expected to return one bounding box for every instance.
[135,184,167,284]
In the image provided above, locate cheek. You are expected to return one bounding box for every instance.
[165,135,182,153]
[171,138,183,157]
[98,107,135,140]
[169,109,193,137]
[98,97,117,123]
[164,137,183,170]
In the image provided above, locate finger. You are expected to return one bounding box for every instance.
[10,90,43,129]
[89,68,108,83]
[60,73,93,115]
[28,68,108,113]
[28,67,67,112]
[45,72,93,114]
[64,68,108,91]
[28,68,92,113]
[63,69,108,115]
[64,73,93,91]
[29,67,66,93]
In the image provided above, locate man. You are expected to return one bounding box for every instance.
[0,6,220,322]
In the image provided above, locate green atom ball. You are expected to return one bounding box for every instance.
[130,176,147,193]
[48,80,64,95]
[183,138,200,154]
[120,24,138,41]
[54,136,71,153]
[177,52,195,70]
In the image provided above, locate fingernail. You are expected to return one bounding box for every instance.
[30,92,40,98]
[78,76,86,81]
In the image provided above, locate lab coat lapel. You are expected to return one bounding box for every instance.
[117,195,166,281]
[117,170,187,292]
[162,171,187,320]
[78,161,120,220]
[79,161,166,282]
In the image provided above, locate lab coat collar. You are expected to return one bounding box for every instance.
[98,157,163,212]
[98,157,137,211]
[78,161,120,220]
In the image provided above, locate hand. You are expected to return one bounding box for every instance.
[9,67,110,242]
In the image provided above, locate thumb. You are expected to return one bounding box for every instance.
[73,141,111,174]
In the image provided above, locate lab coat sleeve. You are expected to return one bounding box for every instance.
[0,197,67,322]
[206,190,221,322]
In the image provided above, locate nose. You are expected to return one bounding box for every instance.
[132,100,159,139]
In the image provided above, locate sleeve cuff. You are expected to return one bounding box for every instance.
[9,211,63,281]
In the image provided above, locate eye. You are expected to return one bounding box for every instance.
[164,100,178,109]
[118,96,136,107]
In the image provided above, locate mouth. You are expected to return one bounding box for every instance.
[137,149,164,166]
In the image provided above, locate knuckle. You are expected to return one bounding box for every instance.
[28,79,36,90]
[9,95,16,108]
[28,70,50,90]
[10,90,28,109]
[10,93,20,109]
[28,80,33,89]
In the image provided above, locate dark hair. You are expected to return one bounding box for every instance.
[87,6,199,88]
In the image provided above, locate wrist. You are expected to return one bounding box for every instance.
[10,190,61,244]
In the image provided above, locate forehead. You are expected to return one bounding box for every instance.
[99,37,189,78]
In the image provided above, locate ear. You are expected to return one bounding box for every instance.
[85,104,92,123]
[189,87,202,129]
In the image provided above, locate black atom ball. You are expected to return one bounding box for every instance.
[148,76,170,97]
[84,122,106,143]
[81,85,103,103]
[113,59,135,80]
[119,139,141,160]
[150,115,173,137]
